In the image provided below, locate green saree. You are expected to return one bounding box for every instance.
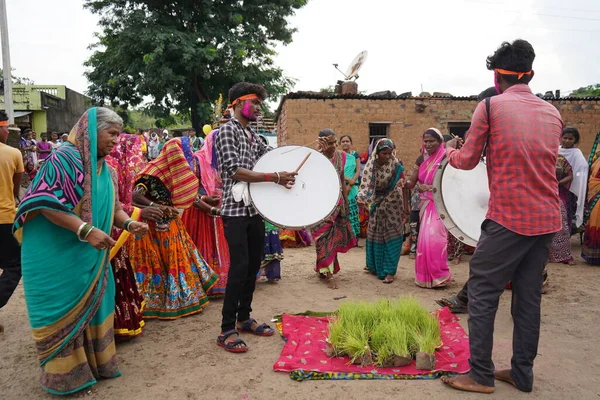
[14,108,120,395]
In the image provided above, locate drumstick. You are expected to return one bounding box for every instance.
[294,153,312,173]
[281,140,319,155]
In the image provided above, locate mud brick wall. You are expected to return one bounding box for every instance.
[277,96,600,164]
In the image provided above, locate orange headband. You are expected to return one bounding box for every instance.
[0,121,8,127]
[231,94,260,107]
[495,68,533,80]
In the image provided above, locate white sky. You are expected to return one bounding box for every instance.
[3,0,600,101]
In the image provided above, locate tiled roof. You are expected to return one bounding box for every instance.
[275,91,600,120]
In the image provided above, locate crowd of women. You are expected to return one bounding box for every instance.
[9,102,599,395]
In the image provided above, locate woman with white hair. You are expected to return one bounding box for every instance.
[14,107,149,395]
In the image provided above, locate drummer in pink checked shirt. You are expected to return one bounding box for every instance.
[440,39,563,395]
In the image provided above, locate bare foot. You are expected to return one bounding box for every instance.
[451,257,461,265]
[494,369,518,389]
[383,275,395,284]
[568,260,576,266]
[441,375,495,394]
[326,273,338,289]
[409,254,415,260]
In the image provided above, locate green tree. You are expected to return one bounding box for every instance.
[83,0,306,133]
[571,84,600,97]
[0,68,35,86]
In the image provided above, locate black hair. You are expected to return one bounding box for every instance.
[486,39,535,85]
[423,129,443,143]
[477,87,498,101]
[228,82,267,107]
[562,126,580,144]
[319,128,336,137]
[0,110,7,122]
[340,134,353,143]
[41,132,48,139]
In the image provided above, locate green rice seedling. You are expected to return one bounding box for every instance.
[370,320,394,366]
[338,323,371,365]
[417,313,441,355]
[386,321,411,359]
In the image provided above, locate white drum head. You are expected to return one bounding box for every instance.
[433,160,489,247]
[250,146,340,229]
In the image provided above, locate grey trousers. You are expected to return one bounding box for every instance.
[467,219,554,392]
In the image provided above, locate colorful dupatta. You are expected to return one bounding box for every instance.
[106,134,146,338]
[13,108,120,395]
[136,137,199,209]
[414,132,452,288]
[358,139,405,279]
[311,150,357,274]
[196,129,222,197]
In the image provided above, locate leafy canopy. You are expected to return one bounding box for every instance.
[571,84,600,98]
[83,0,307,126]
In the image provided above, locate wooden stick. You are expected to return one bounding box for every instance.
[281,140,319,154]
[294,153,312,173]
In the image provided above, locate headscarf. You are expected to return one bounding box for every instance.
[358,138,403,204]
[422,128,444,157]
[419,128,446,188]
[196,129,222,196]
[136,137,199,208]
[14,108,114,237]
[106,134,145,214]
[147,132,161,160]
[558,146,588,226]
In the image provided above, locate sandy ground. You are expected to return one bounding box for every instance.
[1,238,600,400]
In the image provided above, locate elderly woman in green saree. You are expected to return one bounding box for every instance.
[358,138,406,283]
[13,107,149,396]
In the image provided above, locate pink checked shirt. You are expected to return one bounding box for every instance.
[446,84,563,236]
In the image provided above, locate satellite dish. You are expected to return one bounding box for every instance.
[344,51,368,80]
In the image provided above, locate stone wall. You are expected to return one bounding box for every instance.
[277,96,600,163]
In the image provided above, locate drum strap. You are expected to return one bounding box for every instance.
[481,97,491,162]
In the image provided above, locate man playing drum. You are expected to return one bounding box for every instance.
[441,40,562,394]
[214,82,296,353]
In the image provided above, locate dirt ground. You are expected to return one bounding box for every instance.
[1,238,599,400]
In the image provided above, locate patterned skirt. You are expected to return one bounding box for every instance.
[112,245,145,339]
[279,229,312,248]
[549,201,573,263]
[182,207,230,296]
[348,194,360,239]
[260,226,284,280]
[128,216,218,319]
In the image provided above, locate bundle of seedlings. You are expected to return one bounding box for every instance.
[326,297,441,370]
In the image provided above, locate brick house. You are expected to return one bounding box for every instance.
[275,91,600,164]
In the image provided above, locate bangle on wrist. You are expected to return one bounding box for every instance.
[78,223,94,242]
[149,201,155,206]
[123,218,134,232]
[76,222,87,238]
[275,172,281,184]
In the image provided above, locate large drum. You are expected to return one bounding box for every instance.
[249,146,341,229]
[432,159,489,247]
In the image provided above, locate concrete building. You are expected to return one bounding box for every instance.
[0,85,91,133]
[276,91,600,163]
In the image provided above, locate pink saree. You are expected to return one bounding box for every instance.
[415,146,452,288]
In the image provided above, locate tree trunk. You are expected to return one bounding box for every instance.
[191,76,208,137]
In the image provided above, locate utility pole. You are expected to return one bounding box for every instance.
[0,0,14,124]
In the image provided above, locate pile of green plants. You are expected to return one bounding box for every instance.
[326,297,441,370]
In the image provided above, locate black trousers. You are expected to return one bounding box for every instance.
[467,219,554,391]
[0,224,22,309]
[221,215,265,333]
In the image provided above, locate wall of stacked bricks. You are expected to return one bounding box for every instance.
[277,97,600,164]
